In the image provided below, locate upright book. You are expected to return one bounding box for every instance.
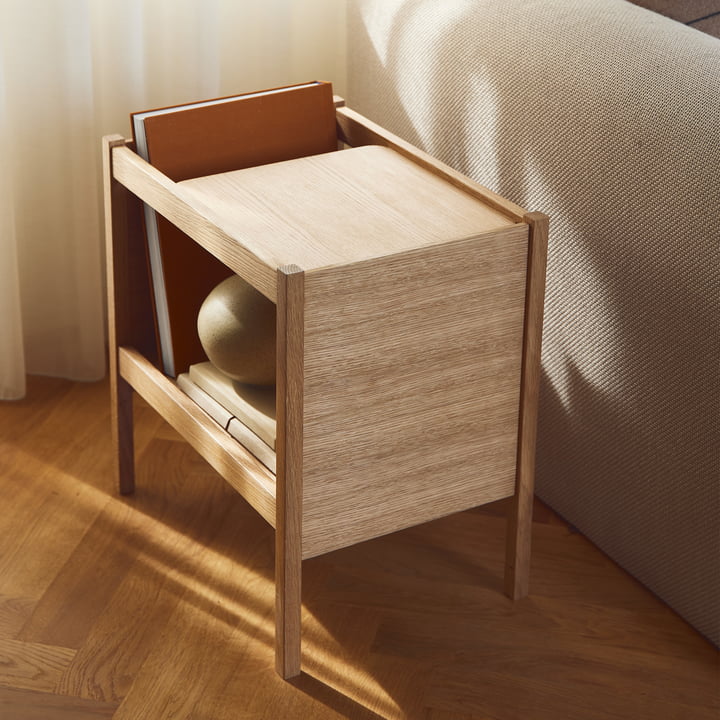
[131,81,337,377]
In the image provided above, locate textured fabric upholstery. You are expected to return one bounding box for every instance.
[346,0,720,645]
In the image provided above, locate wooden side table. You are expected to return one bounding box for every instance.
[102,102,548,679]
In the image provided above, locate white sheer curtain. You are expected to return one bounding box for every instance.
[0,0,346,400]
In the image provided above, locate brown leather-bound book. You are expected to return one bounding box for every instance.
[131,81,337,377]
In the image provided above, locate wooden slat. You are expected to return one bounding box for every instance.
[505,212,549,600]
[111,143,278,301]
[118,347,277,526]
[335,105,527,222]
[275,266,305,678]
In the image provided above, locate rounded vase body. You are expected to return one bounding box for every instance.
[197,274,276,385]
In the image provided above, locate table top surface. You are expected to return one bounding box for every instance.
[177,145,518,272]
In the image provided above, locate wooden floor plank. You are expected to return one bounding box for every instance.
[0,686,116,720]
[425,663,720,720]
[15,403,176,652]
[425,711,495,720]
[56,438,245,703]
[110,473,276,719]
[17,499,147,650]
[0,377,74,443]
[0,596,36,638]
[0,383,113,610]
[0,638,75,693]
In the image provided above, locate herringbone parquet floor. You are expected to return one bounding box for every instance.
[0,376,717,719]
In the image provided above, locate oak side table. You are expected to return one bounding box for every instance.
[102,101,548,679]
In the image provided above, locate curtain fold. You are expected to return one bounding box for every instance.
[0,51,25,400]
[0,0,346,400]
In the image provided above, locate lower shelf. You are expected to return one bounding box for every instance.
[118,346,277,526]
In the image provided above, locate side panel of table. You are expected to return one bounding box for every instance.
[300,225,531,559]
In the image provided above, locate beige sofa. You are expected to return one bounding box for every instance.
[346,0,720,645]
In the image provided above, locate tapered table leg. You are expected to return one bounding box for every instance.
[275,266,304,678]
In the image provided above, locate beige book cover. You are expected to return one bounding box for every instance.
[177,372,276,473]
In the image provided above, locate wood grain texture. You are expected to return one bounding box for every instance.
[111,143,278,301]
[505,211,550,600]
[301,225,530,558]
[178,145,515,272]
[118,347,276,526]
[1,377,717,720]
[275,267,305,678]
[335,105,527,222]
[0,638,75,693]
